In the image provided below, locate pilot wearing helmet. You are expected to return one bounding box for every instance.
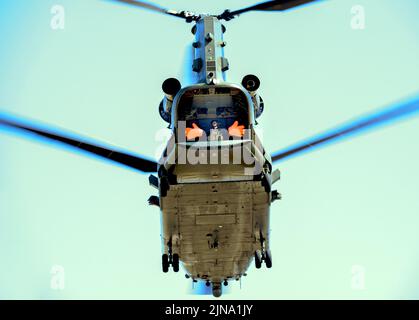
[209,120,245,141]
[209,120,224,141]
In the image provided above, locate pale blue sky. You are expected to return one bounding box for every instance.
[0,0,419,299]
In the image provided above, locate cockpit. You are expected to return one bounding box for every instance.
[175,86,252,142]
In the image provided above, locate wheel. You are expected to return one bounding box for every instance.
[162,254,169,273]
[265,250,272,268]
[212,282,222,298]
[160,177,169,197]
[261,173,271,193]
[254,251,262,269]
[172,253,179,272]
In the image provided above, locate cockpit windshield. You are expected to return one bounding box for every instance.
[177,87,250,141]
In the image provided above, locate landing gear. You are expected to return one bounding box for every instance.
[212,282,222,298]
[158,167,177,198]
[261,172,271,193]
[255,162,272,193]
[159,177,169,197]
[161,253,180,273]
[254,250,272,268]
[162,239,180,273]
[254,230,272,269]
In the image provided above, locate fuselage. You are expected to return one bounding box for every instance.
[155,16,274,297]
[157,83,273,297]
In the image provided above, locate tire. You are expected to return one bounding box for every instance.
[162,254,169,273]
[265,250,272,268]
[172,253,179,272]
[254,251,262,269]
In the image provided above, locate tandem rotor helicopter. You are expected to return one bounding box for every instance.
[1,0,419,297]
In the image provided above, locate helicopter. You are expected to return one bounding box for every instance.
[0,0,419,298]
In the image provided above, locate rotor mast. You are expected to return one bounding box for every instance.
[192,16,229,84]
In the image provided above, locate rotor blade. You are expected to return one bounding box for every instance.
[271,94,419,163]
[0,112,157,173]
[112,0,167,13]
[108,0,199,21]
[220,0,319,19]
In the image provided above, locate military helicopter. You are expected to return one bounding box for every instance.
[1,0,419,298]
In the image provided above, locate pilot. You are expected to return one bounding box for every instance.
[186,120,245,141]
[209,120,224,141]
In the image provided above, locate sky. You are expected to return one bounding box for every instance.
[0,0,419,299]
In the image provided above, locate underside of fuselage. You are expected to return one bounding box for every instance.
[159,165,272,297]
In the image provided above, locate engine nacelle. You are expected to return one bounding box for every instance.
[241,74,264,119]
[241,74,260,92]
[159,78,181,123]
